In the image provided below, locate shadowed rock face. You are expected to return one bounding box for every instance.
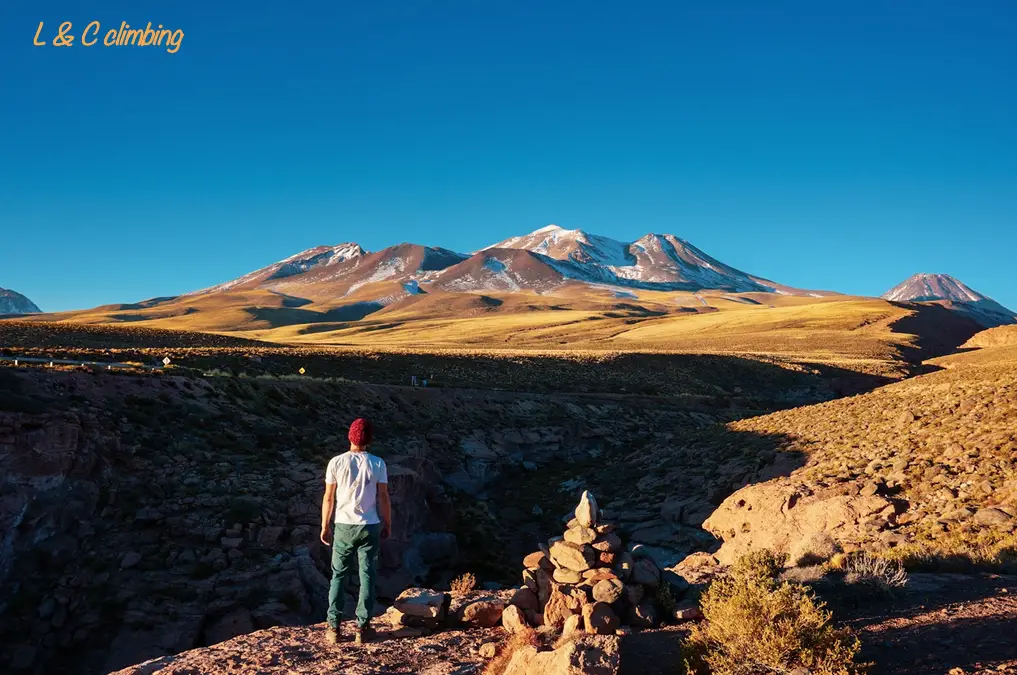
[0,411,115,587]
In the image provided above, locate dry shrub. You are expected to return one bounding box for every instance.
[843,554,908,597]
[483,626,541,675]
[450,572,478,595]
[655,582,678,615]
[780,563,829,586]
[878,529,1017,572]
[684,550,865,675]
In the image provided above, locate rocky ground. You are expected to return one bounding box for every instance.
[106,623,502,675]
[0,359,814,675]
[101,573,1017,675]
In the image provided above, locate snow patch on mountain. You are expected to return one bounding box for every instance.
[190,243,365,295]
[345,256,406,296]
[0,288,41,314]
[486,225,783,293]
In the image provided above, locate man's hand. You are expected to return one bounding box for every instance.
[381,522,391,540]
[320,482,336,547]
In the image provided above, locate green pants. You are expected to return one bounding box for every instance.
[327,523,381,629]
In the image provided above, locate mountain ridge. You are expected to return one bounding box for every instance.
[882,273,1015,328]
[193,225,830,301]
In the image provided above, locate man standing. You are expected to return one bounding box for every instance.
[320,418,392,645]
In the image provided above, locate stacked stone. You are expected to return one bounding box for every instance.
[508,491,663,635]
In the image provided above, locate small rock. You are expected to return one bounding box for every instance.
[454,595,507,628]
[564,526,597,545]
[393,588,450,620]
[626,601,658,628]
[502,604,528,633]
[479,641,498,658]
[549,541,595,572]
[256,526,285,547]
[974,507,1013,527]
[630,557,660,587]
[582,602,620,635]
[509,587,540,612]
[674,606,704,622]
[591,532,622,553]
[523,551,552,570]
[592,578,624,604]
[860,482,881,497]
[576,491,599,528]
[120,552,141,570]
[553,568,583,584]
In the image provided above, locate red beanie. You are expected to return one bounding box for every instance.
[348,418,373,446]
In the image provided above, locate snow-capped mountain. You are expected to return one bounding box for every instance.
[189,225,821,305]
[882,273,1016,328]
[189,243,366,295]
[0,288,41,314]
[485,225,807,294]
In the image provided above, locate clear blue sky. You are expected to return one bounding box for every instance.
[3,1,1015,312]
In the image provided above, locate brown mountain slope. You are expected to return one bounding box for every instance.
[963,325,1017,349]
[703,344,1017,567]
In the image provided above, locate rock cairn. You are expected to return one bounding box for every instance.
[384,491,683,642]
[511,490,666,634]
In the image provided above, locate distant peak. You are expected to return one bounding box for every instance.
[883,273,987,304]
[533,224,566,233]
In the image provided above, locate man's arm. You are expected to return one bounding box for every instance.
[377,482,392,540]
[320,483,336,545]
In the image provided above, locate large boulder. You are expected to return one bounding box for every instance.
[703,479,900,564]
[503,634,620,675]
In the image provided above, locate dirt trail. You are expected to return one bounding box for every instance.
[848,573,1017,675]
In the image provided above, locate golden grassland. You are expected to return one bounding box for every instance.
[2,287,981,385]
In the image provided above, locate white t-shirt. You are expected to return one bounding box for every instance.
[325,452,388,525]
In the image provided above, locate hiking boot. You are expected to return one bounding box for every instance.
[354,625,374,645]
[325,625,340,645]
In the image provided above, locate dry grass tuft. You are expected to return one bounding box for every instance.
[878,529,1017,572]
[450,572,478,596]
[843,554,908,597]
[482,626,542,675]
[684,550,865,675]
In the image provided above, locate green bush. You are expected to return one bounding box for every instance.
[684,550,865,675]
